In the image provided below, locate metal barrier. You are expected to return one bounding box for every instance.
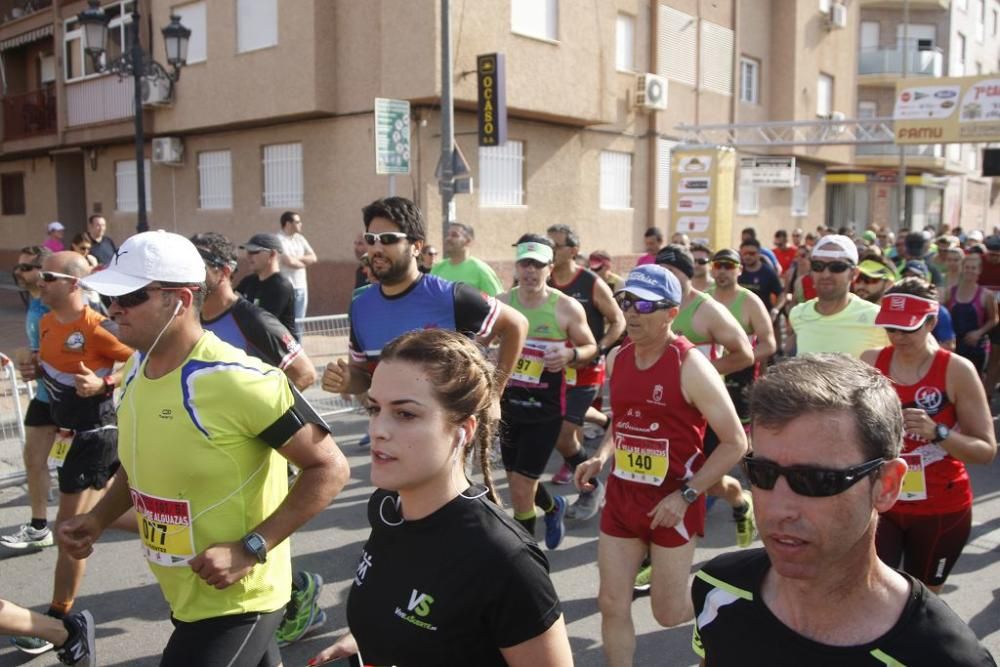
[0,354,32,488]
[296,314,362,420]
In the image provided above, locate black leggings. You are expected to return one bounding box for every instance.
[876,507,972,587]
[161,608,284,667]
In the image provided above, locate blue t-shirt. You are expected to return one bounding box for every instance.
[26,297,50,403]
[933,304,955,345]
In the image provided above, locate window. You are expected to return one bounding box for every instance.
[860,21,880,51]
[739,57,760,104]
[599,151,632,210]
[994,7,999,36]
[262,143,303,208]
[616,14,635,72]
[957,0,967,10]
[198,151,232,209]
[511,0,557,41]
[657,5,696,86]
[64,1,133,82]
[115,159,152,212]
[956,33,967,75]
[791,170,809,217]
[858,101,877,119]
[1,173,25,215]
[737,184,759,216]
[701,22,734,95]
[816,73,833,118]
[479,140,524,207]
[657,138,676,210]
[976,0,985,41]
[173,2,206,64]
[237,0,277,53]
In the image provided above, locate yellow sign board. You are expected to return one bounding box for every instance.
[669,147,735,251]
[894,75,1000,144]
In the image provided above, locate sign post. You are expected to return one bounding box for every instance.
[374,98,411,180]
[477,53,507,146]
[739,156,797,187]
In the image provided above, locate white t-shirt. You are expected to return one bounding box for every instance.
[279,233,314,289]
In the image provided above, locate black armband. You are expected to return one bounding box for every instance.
[258,383,332,448]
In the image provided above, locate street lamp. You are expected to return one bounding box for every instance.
[77,0,191,233]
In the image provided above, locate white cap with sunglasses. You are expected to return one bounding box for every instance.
[811,234,859,265]
[81,230,206,296]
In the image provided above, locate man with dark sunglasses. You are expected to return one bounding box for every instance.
[689,243,713,292]
[9,251,132,657]
[575,265,747,666]
[58,230,350,667]
[788,235,888,358]
[692,355,994,666]
[237,233,299,340]
[322,196,527,402]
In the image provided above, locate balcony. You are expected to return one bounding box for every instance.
[859,0,949,9]
[2,86,55,140]
[65,75,134,127]
[858,47,943,86]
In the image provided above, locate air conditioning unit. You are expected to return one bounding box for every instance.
[141,76,173,106]
[152,137,184,166]
[819,0,831,13]
[829,111,846,122]
[828,3,848,29]
[636,73,668,111]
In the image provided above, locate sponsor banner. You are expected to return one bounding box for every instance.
[670,147,735,252]
[739,156,796,187]
[477,53,508,146]
[894,74,1000,144]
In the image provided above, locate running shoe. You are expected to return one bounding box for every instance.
[276,571,325,647]
[1,523,54,549]
[734,490,757,549]
[57,610,95,666]
[550,463,572,485]
[11,634,54,655]
[358,433,371,448]
[565,480,605,521]
[543,495,567,550]
[633,564,652,597]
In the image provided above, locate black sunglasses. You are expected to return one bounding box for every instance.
[364,232,410,246]
[855,274,886,285]
[811,260,853,274]
[100,285,197,310]
[13,263,40,272]
[616,296,675,314]
[743,454,884,497]
[694,258,710,265]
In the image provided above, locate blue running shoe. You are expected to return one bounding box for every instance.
[544,495,567,550]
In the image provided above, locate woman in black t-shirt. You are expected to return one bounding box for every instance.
[310,329,572,667]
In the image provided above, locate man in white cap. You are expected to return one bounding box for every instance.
[788,234,888,358]
[57,230,350,667]
[43,222,65,252]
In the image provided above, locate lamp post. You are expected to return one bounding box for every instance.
[77,0,190,233]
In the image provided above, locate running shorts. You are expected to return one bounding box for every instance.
[875,506,972,587]
[57,428,119,494]
[600,474,706,548]
[161,608,284,667]
[23,398,55,428]
[563,384,600,426]
[500,417,563,480]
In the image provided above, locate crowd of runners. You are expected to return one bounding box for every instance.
[0,199,997,666]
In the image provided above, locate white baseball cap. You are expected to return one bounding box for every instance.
[47,221,64,232]
[811,234,859,265]
[81,230,206,296]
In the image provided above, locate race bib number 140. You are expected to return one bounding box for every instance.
[612,432,669,486]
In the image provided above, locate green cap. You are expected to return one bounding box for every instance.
[857,259,895,281]
[516,241,553,264]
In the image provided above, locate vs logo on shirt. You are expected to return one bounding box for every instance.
[394,589,438,631]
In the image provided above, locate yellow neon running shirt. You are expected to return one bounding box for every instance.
[116,332,293,622]
[789,294,888,358]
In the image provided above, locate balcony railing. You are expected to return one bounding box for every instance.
[856,143,942,158]
[858,46,943,77]
[65,75,134,127]
[2,86,56,140]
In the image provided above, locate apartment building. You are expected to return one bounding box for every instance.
[0,1,878,312]
[833,0,1000,233]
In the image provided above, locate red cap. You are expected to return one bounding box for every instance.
[875,293,939,331]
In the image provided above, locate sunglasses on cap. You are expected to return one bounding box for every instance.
[616,296,675,314]
[100,285,198,310]
[742,453,884,497]
[811,260,853,274]
[40,271,77,283]
[364,232,410,246]
[13,263,41,272]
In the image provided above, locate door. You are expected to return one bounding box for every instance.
[54,152,87,237]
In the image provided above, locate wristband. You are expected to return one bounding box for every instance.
[570,348,578,363]
[103,375,115,391]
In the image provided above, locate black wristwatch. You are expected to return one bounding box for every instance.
[680,484,699,504]
[932,424,951,444]
[241,532,268,564]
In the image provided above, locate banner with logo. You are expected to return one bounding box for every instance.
[669,147,735,251]
[894,74,1000,144]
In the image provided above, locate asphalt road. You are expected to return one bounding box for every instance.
[1,411,998,667]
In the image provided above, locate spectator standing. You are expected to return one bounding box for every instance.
[237,234,298,340]
[84,215,116,268]
[43,222,65,253]
[431,222,503,296]
[636,227,664,266]
[277,211,317,324]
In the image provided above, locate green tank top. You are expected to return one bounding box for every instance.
[708,284,753,334]
[511,288,565,341]
[672,291,712,345]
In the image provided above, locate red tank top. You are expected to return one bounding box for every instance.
[610,336,707,489]
[874,347,970,514]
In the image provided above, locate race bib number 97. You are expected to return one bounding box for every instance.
[512,341,548,385]
[129,488,196,567]
[612,432,669,486]
[899,452,928,502]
